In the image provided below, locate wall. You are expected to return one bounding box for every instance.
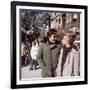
[0,0,89,90]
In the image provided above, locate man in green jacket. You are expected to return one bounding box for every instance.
[37,29,61,77]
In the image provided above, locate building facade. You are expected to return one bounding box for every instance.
[50,12,80,33]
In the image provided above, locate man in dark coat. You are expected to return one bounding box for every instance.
[37,29,61,77]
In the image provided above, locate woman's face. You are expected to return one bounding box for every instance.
[62,35,70,45]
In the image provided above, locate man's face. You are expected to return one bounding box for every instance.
[49,34,57,44]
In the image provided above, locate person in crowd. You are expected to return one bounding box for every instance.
[56,33,80,77]
[36,29,61,77]
[21,42,25,57]
[21,42,25,66]
[30,39,39,70]
[21,40,31,66]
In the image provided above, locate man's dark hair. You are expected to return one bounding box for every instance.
[47,28,57,37]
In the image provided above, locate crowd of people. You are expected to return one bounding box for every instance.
[21,28,80,77]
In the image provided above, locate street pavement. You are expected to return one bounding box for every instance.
[21,65,42,79]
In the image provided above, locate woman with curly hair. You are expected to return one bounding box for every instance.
[56,33,80,77]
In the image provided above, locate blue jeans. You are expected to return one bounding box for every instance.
[29,59,37,70]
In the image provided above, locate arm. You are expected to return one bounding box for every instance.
[74,52,80,76]
[36,45,45,69]
[56,49,63,76]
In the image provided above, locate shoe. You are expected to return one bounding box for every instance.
[30,68,33,70]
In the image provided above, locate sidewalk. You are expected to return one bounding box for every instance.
[21,65,42,78]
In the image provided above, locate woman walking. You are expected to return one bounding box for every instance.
[56,33,80,77]
[30,39,39,70]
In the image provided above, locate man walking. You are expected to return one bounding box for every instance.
[37,29,61,77]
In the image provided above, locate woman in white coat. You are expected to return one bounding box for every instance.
[56,33,80,77]
[30,39,39,70]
